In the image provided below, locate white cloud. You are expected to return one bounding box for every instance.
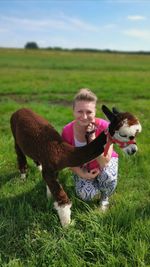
[0,15,99,32]
[127,15,146,21]
[123,29,150,39]
[1,16,67,30]
[60,14,99,32]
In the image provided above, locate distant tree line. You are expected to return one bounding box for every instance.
[24,42,150,55]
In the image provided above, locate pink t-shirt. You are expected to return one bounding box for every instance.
[62,118,118,170]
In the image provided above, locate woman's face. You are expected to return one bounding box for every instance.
[73,100,96,127]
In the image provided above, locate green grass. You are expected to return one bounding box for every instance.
[0,48,150,267]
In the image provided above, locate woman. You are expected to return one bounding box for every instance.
[62,88,118,210]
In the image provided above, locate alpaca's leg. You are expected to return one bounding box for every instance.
[15,142,27,179]
[46,185,52,199]
[54,202,72,227]
[42,167,71,227]
[34,160,42,172]
[46,171,59,199]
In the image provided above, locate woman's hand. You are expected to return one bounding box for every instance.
[97,154,110,169]
[70,167,100,180]
[86,123,96,142]
[85,168,100,179]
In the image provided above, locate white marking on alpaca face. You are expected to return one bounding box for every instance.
[122,143,138,155]
[54,202,72,227]
[113,120,142,143]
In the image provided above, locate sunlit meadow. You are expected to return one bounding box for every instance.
[0,48,150,267]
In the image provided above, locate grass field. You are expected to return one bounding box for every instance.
[0,48,150,267]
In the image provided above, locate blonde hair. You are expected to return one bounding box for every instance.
[73,88,97,108]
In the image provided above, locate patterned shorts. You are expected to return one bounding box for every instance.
[73,157,118,201]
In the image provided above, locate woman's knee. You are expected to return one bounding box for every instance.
[101,178,117,197]
[104,171,117,182]
[100,163,118,182]
[76,186,98,201]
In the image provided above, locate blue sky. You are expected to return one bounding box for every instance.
[1,0,150,51]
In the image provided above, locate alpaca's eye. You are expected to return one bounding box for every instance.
[129,135,134,140]
[119,133,127,138]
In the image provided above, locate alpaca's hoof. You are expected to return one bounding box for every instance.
[61,216,71,227]
[54,202,72,227]
[21,173,26,180]
[37,165,42,172]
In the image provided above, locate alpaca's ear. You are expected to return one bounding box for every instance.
[102,105,116,121]
[112,107,119,115]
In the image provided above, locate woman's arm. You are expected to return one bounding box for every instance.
[96,144,113,169]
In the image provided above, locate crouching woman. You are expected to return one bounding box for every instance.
[62,88,118,211]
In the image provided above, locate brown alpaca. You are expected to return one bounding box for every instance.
[10,105,141,226]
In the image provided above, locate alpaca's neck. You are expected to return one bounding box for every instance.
[63,131,107,167]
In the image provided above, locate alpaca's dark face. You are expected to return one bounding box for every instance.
[102,105,142,155]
